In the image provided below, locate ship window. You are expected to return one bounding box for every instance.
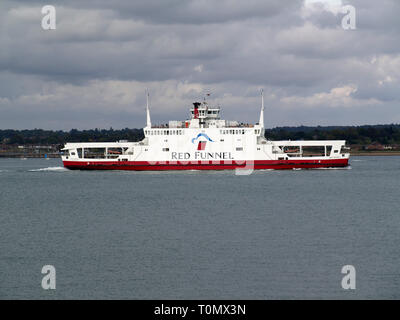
[77,148,82,158]
[107,147,122,159]
[302,146,326,157]
[71,152,75,156]
[162,148,169,152]
[220,139,224,142]
[84,148,106,159]
[236,147,243,151]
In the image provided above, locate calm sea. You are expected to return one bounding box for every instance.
[1,156,399,299]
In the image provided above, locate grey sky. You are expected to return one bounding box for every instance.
[1,0,399,129]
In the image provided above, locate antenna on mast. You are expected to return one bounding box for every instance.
[259,89,264,128]
[146,90,151,128]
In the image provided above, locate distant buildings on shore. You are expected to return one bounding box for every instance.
[0,144,59,158]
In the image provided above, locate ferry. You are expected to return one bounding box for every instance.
[61,93,350,171]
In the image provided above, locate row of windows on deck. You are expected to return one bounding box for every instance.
[220,129,261,135]
[144,128,262,136]
[145,130,184,136]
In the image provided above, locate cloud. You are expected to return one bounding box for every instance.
[1,0,400,129]
[281,85,382,108]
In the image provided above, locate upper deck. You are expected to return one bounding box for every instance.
[149,100,257,130]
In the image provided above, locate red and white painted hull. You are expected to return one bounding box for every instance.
[61,99,351,171]
[63,158,349,171]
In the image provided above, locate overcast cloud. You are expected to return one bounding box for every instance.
[1,0,399,129]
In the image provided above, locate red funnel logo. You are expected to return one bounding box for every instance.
[197,141,206,150]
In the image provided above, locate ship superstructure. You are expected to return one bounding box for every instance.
[61,93,349,170]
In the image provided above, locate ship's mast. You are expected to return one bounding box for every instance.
[259,89,264,128]
[146,91,151,128]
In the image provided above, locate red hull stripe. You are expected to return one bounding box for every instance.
[63,159,349,171]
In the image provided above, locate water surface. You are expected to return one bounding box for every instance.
[1,157,399,299]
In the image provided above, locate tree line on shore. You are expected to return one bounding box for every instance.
[1,124,400,147]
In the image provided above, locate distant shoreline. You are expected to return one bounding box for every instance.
[350,151,400,156]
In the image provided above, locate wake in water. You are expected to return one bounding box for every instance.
[314,166,352,170]
[29,167,68,172]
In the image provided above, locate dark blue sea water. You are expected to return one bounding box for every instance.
[1,156,399,299]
